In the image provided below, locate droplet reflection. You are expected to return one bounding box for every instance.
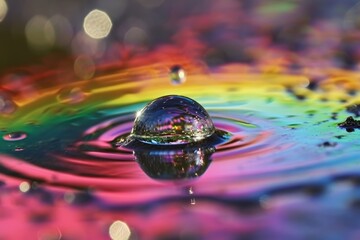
[134,146,214,180]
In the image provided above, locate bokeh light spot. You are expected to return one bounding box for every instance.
[0,0,7,22]
[74,55,95,80]
[64,192,75,204]
[25,15,55,51]
[124,26,147,45]
[50,15,74,47]
[109,220,131,240]
[83,9,112,39]
[19,182,30,193]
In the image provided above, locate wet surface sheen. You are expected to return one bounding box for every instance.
[0,63,360,239]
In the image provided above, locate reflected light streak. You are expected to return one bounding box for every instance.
[83,9,112,39]
[109,220,131,240]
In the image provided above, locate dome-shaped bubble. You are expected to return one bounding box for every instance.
[131,95,215,145]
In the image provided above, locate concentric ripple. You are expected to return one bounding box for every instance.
[0,63,359,208]
[1,59,360,240]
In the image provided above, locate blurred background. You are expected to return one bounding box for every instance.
[1,0,360,75]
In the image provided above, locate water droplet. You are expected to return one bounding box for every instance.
[131,95,215,145]
[338,116,360,132]
[169,65,186,85]
[317,141,337,148]
[3,132,27,141]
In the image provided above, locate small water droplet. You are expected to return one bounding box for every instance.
[169,65,186,85]
[338,116,360,132]
[3,132,27,141]
[131,95,215,145]
[317,141,337,148]
[346,103,360,117]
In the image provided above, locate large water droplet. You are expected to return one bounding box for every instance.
[3,132,27,141]
[169,65,186,85]
[131,95,215,145]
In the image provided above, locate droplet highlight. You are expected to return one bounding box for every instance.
[131,95,215,145]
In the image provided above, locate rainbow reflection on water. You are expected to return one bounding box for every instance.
[1,55,360,239]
